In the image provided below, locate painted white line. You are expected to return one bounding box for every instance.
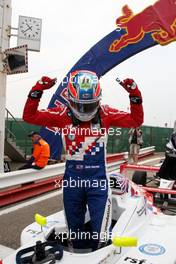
[0,189,62,216]
[0,245,15,259]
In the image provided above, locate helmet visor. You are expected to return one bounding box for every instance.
[70,100,99,114]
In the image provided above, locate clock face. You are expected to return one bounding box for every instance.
[18,16,42,40]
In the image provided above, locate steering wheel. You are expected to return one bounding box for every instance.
[16,240,63,264]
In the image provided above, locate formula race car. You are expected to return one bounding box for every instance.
[121,163,176,211]
[2,172,176,264]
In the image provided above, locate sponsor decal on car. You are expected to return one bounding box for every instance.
[139,244,166,256]
[26,229,43,238]
[123,256,157,264]
[123,257,147,263]
[26,220,60,238]
[137,198,147,216]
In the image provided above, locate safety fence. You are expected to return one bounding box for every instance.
[5,118,173,156]
[0,146,155,207]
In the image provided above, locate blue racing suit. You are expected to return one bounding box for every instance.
[23,85,143,250]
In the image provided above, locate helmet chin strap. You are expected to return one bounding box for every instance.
[77,114,96,122]
[74,107,99,122]
[68,107,101,126]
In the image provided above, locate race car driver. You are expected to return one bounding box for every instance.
[23,70,143,251]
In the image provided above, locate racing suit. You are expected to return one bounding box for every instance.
[23,79,143,250]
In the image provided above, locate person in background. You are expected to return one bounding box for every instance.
[157,131,176,181]
[128,127,143,164]
[19,131,50,170]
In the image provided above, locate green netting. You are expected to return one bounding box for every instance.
[107,126,172,153]
[6,119,40,155]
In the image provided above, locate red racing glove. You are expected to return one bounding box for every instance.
[28,76,57,99]
[122,78,142,104]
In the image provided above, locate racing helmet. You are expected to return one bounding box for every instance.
[67,70,101,122]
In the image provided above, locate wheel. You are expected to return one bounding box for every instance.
[132,171,147,186]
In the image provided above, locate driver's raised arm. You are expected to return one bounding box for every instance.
[106,78,144,128]
[23,76,67,128]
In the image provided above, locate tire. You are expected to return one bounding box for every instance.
[132,171,147,186]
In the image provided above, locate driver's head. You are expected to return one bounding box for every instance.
[67,70,101,122]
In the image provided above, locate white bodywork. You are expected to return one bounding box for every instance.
[3,181,176,264]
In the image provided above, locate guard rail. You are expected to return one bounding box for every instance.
[0,146,155,207]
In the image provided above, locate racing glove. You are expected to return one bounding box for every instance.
[28,76,57,99]
[122,78,142,104]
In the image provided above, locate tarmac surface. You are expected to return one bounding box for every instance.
[0,153,166,253]
[0,192,63,249]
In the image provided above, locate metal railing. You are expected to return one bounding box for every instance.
[5,127,16,142]
[0,146,155,190]
[0,147,155,207]
[5,108,28,158]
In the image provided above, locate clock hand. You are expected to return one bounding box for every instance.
[26,23,33,31]
[22,27,31,33]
